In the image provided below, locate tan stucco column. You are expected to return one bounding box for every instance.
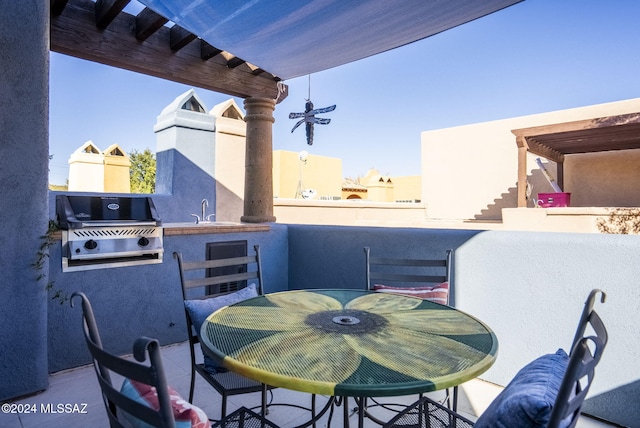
[241,97,276,223]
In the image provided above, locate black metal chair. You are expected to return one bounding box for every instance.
[174,245,275,420]
[364,246,455,414]
[547,289,608,427]
[364,246,453,305]
[71,291,206,428]
[384,289,609,428]
[212,406,280,428]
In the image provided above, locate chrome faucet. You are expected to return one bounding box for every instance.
[190,199,215,224]
[201,199,208,221]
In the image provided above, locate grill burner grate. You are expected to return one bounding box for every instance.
[70,227,159,238]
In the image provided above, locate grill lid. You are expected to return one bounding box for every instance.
[56,195,161,229]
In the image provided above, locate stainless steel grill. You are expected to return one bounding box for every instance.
[56,195,163,272]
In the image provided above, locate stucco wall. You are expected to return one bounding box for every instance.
[103,147,131,193]
[392,175,421,202]
[286,224,480,296]
[0,1,50,401]
[565,149,640,207]
[154,151,218,223]
[274,199,428,226]
[286,225,640,401]
[68,150,105,192]
[454,231,640,398]
[273,150,343,199]
[214,117,246,221]
[422,98,640,221]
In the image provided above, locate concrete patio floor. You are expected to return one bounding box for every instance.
[1,341,616,428]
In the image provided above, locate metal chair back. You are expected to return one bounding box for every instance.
[364,246,453,303]
[71,292,175,428]
[548,289,608,428]
[173,245,268,419]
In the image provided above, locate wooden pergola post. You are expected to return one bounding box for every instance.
[516,136,529,208]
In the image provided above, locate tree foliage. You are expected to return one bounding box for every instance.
[596,208,640,234]
[129,148,156,194]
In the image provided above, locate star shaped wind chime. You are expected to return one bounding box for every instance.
[289,76,336,145]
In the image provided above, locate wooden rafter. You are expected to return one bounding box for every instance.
[520,138,564,163]
[50,0,286,101]
[226,55,247,69]
[95,0,130,29]
[249,65,267,76]
[169,25,197,51]
[51,0,70,16]
[135,7,168,41]
[201,40,223,60]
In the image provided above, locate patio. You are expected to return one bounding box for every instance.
[1,340,614,428]
[3,3,640,428]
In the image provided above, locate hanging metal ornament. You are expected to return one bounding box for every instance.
[289,75,336,145]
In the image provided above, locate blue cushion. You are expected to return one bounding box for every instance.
[475,349,571,428]
[184,284,258,374]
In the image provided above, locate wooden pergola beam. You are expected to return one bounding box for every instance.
[50,0,286,101]
[513,112,640,137]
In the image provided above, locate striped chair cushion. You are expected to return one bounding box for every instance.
[372,282,449,305]
[120,378,211,428]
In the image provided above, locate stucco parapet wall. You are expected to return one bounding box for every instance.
[163,222,270,235]
[153,110,216,133]
[502,207,617,233]
[274,199,425,209]
[274,199,429,227]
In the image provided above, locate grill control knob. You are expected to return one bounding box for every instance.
[138,237,150,247]
[84,239,98,250]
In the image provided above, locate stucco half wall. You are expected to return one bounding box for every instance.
[453,230,640,399]
[286,225,640,402]
[422,98,640,221]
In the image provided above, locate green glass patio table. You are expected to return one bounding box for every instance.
[200,289,498,400]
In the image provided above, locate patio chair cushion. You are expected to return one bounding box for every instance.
[372,282,449,305]
[474,348,571,428]
[184,283,259,373]
[120,378,211,428]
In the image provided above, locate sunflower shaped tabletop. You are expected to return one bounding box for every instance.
[200,289,498,397]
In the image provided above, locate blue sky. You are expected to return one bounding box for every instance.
[49,0,640,185]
